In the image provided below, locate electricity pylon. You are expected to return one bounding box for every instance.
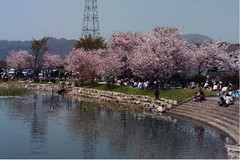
[82,0,100,38]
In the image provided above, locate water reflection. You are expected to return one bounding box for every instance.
[0,93,233,159]
[194,126,205,137]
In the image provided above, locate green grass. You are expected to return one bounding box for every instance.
[81,83,217,101]
[0,87,30,96]
[0,80,217,101]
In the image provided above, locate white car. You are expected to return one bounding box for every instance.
[22,69,34,76]
[8,69,16,75]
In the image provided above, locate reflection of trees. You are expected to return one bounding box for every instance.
[67,104,229,159]
[30,94,47,154]
[6,96,34,122]
[67,103,103,158]
[31,94,46,141]
[66,103,184,158]
[4,93,230,158]
[6,93,64,154]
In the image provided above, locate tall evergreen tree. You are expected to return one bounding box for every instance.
[74,35,107,51]
[31,36,48,81]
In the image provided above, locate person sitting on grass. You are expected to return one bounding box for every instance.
[193,92,199,102]
[198,89,206,102]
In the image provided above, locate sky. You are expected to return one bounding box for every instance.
[0,0,239,43]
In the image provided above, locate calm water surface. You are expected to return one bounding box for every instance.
[0,93,233,159]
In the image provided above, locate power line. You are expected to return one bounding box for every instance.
[193,0,239,14]
[182,0,239,15]
[183,0,238,14]
[204,0,239,9]
[212,0,239,6]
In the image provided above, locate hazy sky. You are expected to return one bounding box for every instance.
[0,0,239,43]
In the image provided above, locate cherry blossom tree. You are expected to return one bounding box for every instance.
[226,49,239,73]
[129,27,190,85]
[189,40,230,75]
[108,32,140,78]
[6,50,34,70]
[43,53,63,69]
[100,51,121,85]
[41,53,63,80]
[65,48,103,85]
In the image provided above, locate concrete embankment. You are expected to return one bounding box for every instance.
[166,97,240,159]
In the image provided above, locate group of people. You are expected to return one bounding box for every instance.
[117,78,151,90]
[0,72,8,82]
[193,89,206,102]
[218,91,236,107]
[187,76,235,92]
[192,88,239,107]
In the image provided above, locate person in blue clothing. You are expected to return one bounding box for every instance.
[193,92,199,102]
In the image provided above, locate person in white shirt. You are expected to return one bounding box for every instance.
[225,93,234,105]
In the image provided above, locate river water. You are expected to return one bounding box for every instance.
[0,92,233,159]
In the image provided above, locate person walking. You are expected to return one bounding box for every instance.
[155,89,160,100]
[154,81,160,100]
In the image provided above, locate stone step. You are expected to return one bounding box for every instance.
[175,104,240,118]
[170,108,239,128]
[170,107,239,127]
[179,102,239,115]
[168,109,239,136]
[168,109,240,141]
[184,97,237,104]
[185,100,239,110]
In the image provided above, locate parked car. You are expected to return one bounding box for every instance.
[39,70,44,77]
[8,68,16,75]
[22,69,34,76]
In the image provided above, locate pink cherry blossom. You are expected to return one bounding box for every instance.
[43,53,63,69]
[189,40,230,75]
[6,50,34,69]
[65,48,103,82]
[108,32,140,77]
[129,27,189,82]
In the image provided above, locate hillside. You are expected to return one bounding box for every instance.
[0,34,238,60]
[182,33,213,44]
[0,37,77,60]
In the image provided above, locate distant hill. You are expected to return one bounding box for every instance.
[183,34,213,44]
[0,34,236,60]
[0,37,77,60]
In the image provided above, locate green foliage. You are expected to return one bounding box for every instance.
[74,35,107,51]
[31,36,48,70]
[190,74,206,84]
[218,74,239,87]
[0,87,29,96]
[0,60,7,69]
[31,36,49,82]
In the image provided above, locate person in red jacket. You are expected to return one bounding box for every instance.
[198,89,206,102]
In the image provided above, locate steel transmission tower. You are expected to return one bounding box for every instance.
[82,0,100,38]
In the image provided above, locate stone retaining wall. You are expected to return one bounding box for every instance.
[0,83,176,113]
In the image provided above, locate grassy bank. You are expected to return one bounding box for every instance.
[82,83,217,101]
[0,87,29,96]
[1,81,217,100]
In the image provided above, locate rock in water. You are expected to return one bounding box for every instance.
[56,88,66,94]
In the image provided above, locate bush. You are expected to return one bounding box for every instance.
[0,87,29,96]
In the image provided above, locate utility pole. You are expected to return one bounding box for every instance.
[82,0,100,38]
